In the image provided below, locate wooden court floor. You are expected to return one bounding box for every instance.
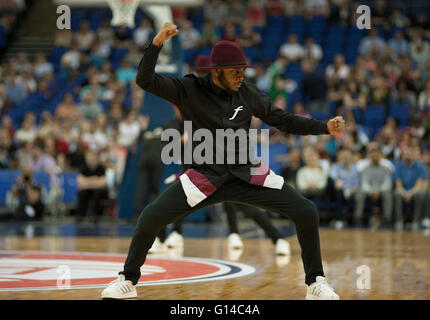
[0,229,429,300]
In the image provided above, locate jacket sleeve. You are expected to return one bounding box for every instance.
[135,43,188,106]
[253,87,329,135]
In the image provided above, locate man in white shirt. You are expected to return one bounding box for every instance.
[133,18,154,49]
[279,34,304,62]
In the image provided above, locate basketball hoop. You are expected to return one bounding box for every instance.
[108,0,140,28]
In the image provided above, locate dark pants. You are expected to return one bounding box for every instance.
[134,158,164,217]
[334,190,355,221]
[121,176,324,286]
[224,202,282,244]
[77,188,107,219]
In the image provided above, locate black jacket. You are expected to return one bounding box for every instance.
[136,43,330,207]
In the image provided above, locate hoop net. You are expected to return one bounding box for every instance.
[107,0,140,28]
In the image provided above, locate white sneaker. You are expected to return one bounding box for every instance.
[306,276,340,300]
[227,233,243,250]
[148,237,167,254]
[165,231,184,249]
[334,220,344,230]
[394,221,404,231]
[422,218,430,229]
[101,275,137,299]
[275,239,291,256]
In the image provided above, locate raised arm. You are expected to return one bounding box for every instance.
[253,88,345,136]
[135,22,187,105]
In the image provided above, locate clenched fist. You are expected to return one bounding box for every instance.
[152,22,179,46]
[327,116,345,136]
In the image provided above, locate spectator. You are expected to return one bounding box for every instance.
[0,114,15,137]
[78,91,103,121]
[391,77,417,110]
[76,149,108,222]
[238,20,261,48]
[359,28,386,56]
[107,100,124,128]
[304,0,330,17]
[222,22,238,42]
[328,0,352,27]
[267,0,285,16]
[8,168,45,221]
[354,146,393,228]
[284,0,305,16]
[393,146,428,230]
[388,30,409,57]
[36,111,55,141]
[0,127,17,169]
[342,79,367,110]
[410,12,430,34]
[179,19,200,50]
[418,79,430,111]
[246,0,266,27]
[116,59,136,84]
[4,73,27,105]
[303,36,323,63]
[33,53,53,79]
[61,42,81,70]
[369,76,390,107]
[409,29,430,71]
[82,117,108,152]
[330,148,360,228]
[14,52,31,74]
[302,59,328,114]
[279,34,304,62]
[265,55,288,88]
[55,93,81,123]
[80,74,106,101]
[390,8,410,29]
[15,69,37,94]
[226,0,246,25]
[280,148,302,188]
[296,148,328,199]
[325,53,350,85]
[371,0,389,28]
[14,112,37,144]
[133,18,154,50]
[293,101,311,118]
[0,83,12,116]
[114,25,132,46]
[117,109,142,148]
[97,19,115,46]
[199,20,220,48]
[74,20,95,51]
[204,0,227,27]
[356,141,394,172]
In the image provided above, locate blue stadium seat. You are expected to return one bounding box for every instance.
[363,105,386,136]
[389,101,410,126]
[61,172,78,205]
[0,170,20,206]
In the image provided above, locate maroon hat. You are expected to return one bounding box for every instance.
[199,40,255,70]
[193,55,210,70]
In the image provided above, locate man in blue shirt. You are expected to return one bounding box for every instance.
[329,148,360,228]
[394,147,428,230]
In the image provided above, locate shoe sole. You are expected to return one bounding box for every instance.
[306,294,339,300]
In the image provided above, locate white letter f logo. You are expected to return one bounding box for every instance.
[229,106,244,120]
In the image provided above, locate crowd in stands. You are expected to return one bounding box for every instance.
[0,0,31,53]
[0,0,430,230]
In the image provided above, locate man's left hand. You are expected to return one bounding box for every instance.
[327,116,345,136]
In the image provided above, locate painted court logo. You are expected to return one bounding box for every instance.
[0,251,255,291]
